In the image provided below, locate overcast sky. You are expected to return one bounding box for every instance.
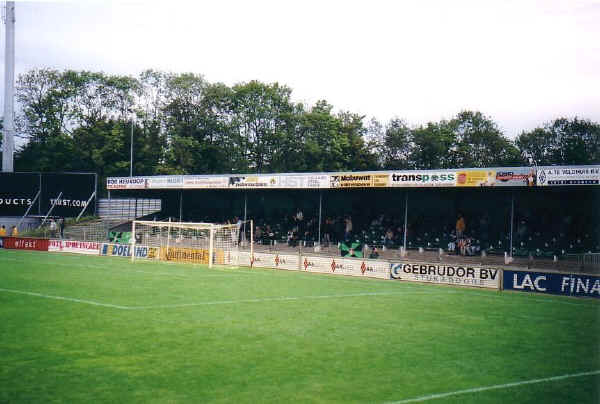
[2,0,600,138]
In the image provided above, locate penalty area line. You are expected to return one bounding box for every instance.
[386,369,600,404]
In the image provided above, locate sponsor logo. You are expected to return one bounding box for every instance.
[274,255,287,267]
[538,170,547,185]
[391,173,455,184]
[360,262,376,274]
[101,244,156,258]
[330,259,344,272]
[303,258,315,270]
[49,198,87,208]
[496,171,527,182]
[391,263,499,287]
[250,255,264,267]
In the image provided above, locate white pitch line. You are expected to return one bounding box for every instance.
[0,288,131,310]
[130,290,422,309]
[0,287,428,311]
[386,370,600,404]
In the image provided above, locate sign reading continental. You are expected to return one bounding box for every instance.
[160,246,209,264]
[391,262,500,289]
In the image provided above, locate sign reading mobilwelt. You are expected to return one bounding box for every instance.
[3,237,49,251]
[503,270,600,299]
[391,262,500,289]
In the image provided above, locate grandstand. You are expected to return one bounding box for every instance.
[103,166,600,273]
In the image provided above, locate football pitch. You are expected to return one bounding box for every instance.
[1,250,599,403]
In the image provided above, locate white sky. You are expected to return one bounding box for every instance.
[2,0,600,138]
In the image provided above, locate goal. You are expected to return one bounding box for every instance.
[131,220,253,268]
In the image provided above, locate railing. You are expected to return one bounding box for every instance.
[97,198,161,220]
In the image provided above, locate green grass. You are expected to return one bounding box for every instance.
[1,249,599,404]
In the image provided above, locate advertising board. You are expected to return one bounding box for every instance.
[228,176,278,188]
[456,170,497,187]
[300,255,390,279]
[106,177,148,190]
[248,252,301,270]
[41,173,96,217]
[159,246,209,263]
[147,176,184,189]
[183,176,229,189]
[2,237,49,251]
[99,243,159,259]
[390,171,456,187]
[493,168,536,187]
[390,262,500,289]
[49,240,100,255]
[503,270,600,299]
[0,172,40,216]
[537,166,600,186]
[329,173,389,188]
[277,175,329,189]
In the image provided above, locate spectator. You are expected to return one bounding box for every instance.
[59,217,65,239]
[322,217,333,247]
[49,219,57,237]
[0,225,6,237]
[254,225,263,243]
[11,225,18,237]
[384,228,394,248]
[344,216,353,241]
[369,247,380,259]
[456,213,466,239]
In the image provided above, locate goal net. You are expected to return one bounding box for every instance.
[131,220,252,267]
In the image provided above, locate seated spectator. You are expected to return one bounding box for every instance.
[254,225,263,244]
[369,247,380,259]
[384,228,394,248]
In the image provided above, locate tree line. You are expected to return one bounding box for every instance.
[7,68,600,188]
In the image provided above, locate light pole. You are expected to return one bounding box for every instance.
[129,113,134,177]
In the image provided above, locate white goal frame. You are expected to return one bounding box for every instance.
[131,219,253,268]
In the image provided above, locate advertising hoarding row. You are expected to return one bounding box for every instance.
[107,165,599,190]
[4,237,599,299]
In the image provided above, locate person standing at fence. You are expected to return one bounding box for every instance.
[59,217,65,239]
[49,219,57,237]
[11,225,18,237]
[0,225,6,237]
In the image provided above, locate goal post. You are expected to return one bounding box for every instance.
[131,219,252,268]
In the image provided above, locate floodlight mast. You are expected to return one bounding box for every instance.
[2,1,15,172]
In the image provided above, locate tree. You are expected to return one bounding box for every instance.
[230,81,294,173]
[447,111,522,168]
[516,117,600,165]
